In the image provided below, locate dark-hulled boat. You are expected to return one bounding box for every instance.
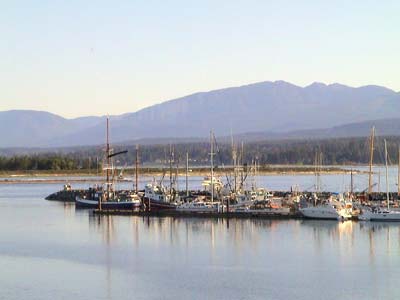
[143,183,178,210]
[75,189,141,209]
[75,116,140,210]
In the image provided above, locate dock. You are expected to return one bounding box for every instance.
[92,209,299,219]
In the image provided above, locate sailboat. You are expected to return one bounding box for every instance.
[359,140,400,221]
[75,117,141,210]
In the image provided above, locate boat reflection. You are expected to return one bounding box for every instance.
[88,215,400,268]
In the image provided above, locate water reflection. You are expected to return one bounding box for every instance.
[8,180,400,299]
[88,214,400,269]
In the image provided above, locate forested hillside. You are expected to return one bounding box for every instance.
[0,136,398,171]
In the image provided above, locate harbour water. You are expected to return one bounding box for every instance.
[1,169,400,299]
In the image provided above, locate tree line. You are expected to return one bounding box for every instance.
[0,155,98,171]
[0,136,399,171]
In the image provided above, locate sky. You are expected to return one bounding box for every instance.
[1,0,399,118]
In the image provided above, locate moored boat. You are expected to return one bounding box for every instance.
[143,182,179,210]
[76,194,141,209]
[176,199,218,213]
[359,140,400,221]
[359,206,400,221]
[75,117,141,210]
[299,202,352,220]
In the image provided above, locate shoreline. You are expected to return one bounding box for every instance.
[0,166,367,184]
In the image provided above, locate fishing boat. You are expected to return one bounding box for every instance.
[75,117,141,210]
[143,182,179,210]
[202,175,223,192]
[76,189,141,209]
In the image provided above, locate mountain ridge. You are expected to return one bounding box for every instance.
[1,80,399,148]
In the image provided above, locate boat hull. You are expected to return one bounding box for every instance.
[144,198,178,210]
[75,197,140,210]
[299,207,350,220]
[235,207,291,216]
[359,210,400,221]
[176,208,217,213]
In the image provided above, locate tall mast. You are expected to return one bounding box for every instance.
[135,144,139,193]
[314,151,322,193]
[385,139,389,210]
[106,116,111,201]
[240,141,244,192]
[175,157,179,192]
[319,152,322,193]
[231,134,237,194]
[169,144,173,195]
[210,130,214,203]
[398,145,400,196]
[368,126,375,195]
[252,158,257,190]
[314,151,317,193]
[350,168,354,195]
[186,152,189,197]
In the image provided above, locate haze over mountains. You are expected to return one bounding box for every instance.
[1,80,400,148]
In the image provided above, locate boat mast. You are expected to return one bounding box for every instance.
[186,152,189,197]
[314,151,317,193]
[252,158,257,190]
[175,158,179,193]
[169,144,173,196]
[368,126,375,195]
[314,151,322,194]
[385,139,389,210]
[231,133,237,194]
[240,141,244,192]
[210,130,214,203]
[106,116,111,201]
[135,144,139,194]
[398,145,400,196]
[350,168,354,196]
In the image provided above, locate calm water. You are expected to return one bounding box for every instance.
[1,171,400,299]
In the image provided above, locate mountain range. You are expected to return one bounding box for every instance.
[1,80,400,148]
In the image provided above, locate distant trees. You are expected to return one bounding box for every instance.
[0,155,98,171]
[1,136,399,171]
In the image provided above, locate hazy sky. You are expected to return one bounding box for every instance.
[1,0,399,118]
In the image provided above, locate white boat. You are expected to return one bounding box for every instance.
[235,206,291,216]
[299,201,352,220]
[176,200,218,213]
[359,206,400,221]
